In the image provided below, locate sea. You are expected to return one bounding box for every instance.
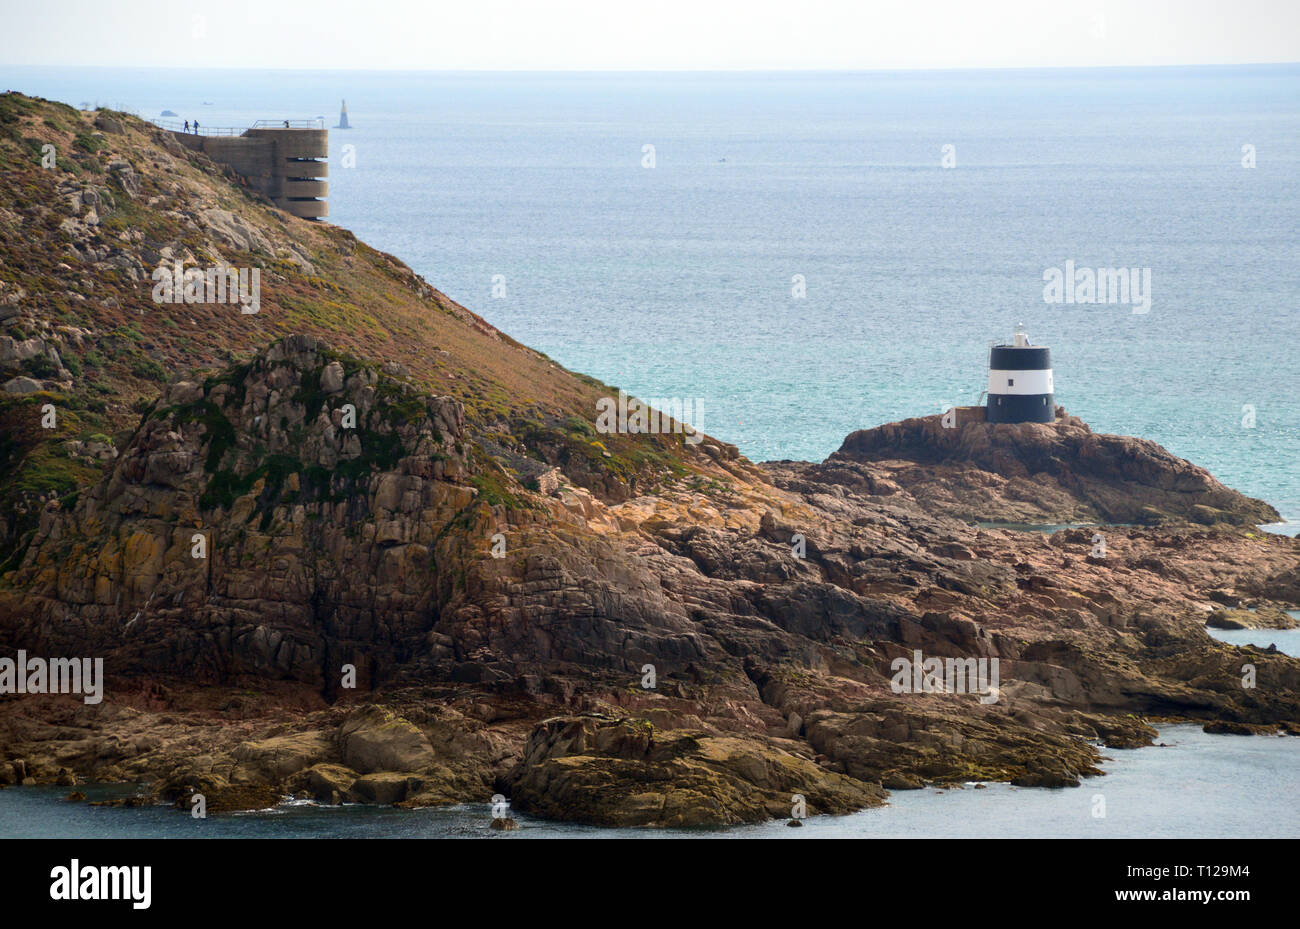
[1,65,1297,837]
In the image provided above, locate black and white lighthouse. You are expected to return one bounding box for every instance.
[986,325,1054,424]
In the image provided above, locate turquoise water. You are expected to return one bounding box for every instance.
[4,66,1298,529]
[1205,616,1300,656]
[1,725,1295,838]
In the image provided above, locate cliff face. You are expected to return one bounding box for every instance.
[1,94,1299,827]
[830,409,1279,527]
[3,335,476,688]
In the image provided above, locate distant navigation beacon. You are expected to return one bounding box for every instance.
[336,100,351,129]
[986,324,1054,424]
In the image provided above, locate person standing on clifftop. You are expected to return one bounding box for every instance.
[183,120,189,132]
[193,120,199,134]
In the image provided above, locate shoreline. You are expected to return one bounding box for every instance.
[5,723,1297,838]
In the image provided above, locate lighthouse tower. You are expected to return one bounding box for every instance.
[986,324,1054,424]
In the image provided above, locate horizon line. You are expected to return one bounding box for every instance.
[3,61,1300,75]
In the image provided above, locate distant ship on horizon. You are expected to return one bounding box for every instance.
[335,99,351,129]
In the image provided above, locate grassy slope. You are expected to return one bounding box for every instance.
[0,92,705,558]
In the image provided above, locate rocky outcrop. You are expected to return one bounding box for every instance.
[1205,607,1298,630]
[508,715,885,826]
[826,409,1279,527]
[0,335,475,689]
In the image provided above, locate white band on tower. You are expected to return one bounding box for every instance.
[987,368,1053,396]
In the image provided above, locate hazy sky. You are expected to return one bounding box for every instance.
[2,0,1298,70]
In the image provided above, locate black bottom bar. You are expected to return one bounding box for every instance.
[1,838,1281,917]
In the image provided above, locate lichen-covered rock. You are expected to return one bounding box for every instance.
[339,707,435,774]
[0,336,474,687]
[232,731,333,780]
[508,716,885,827]
[3,375,42,393]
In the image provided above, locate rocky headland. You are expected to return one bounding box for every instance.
[822,405,1280,528]
[1,93,1298,827]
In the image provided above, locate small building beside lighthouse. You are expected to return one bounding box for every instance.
[986,325,1054,423]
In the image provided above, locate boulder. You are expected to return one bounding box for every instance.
[289,763,359,804]
[3,376,42,394]
[199,208,274,256]
[106,160,140,198]
[232,731,332,780]
[321,361,345,394]
[340,707,436,774]
[93,114,125,134]
[348,772,420,804]
[881,771,925,790]
[1203,721,1254,736]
